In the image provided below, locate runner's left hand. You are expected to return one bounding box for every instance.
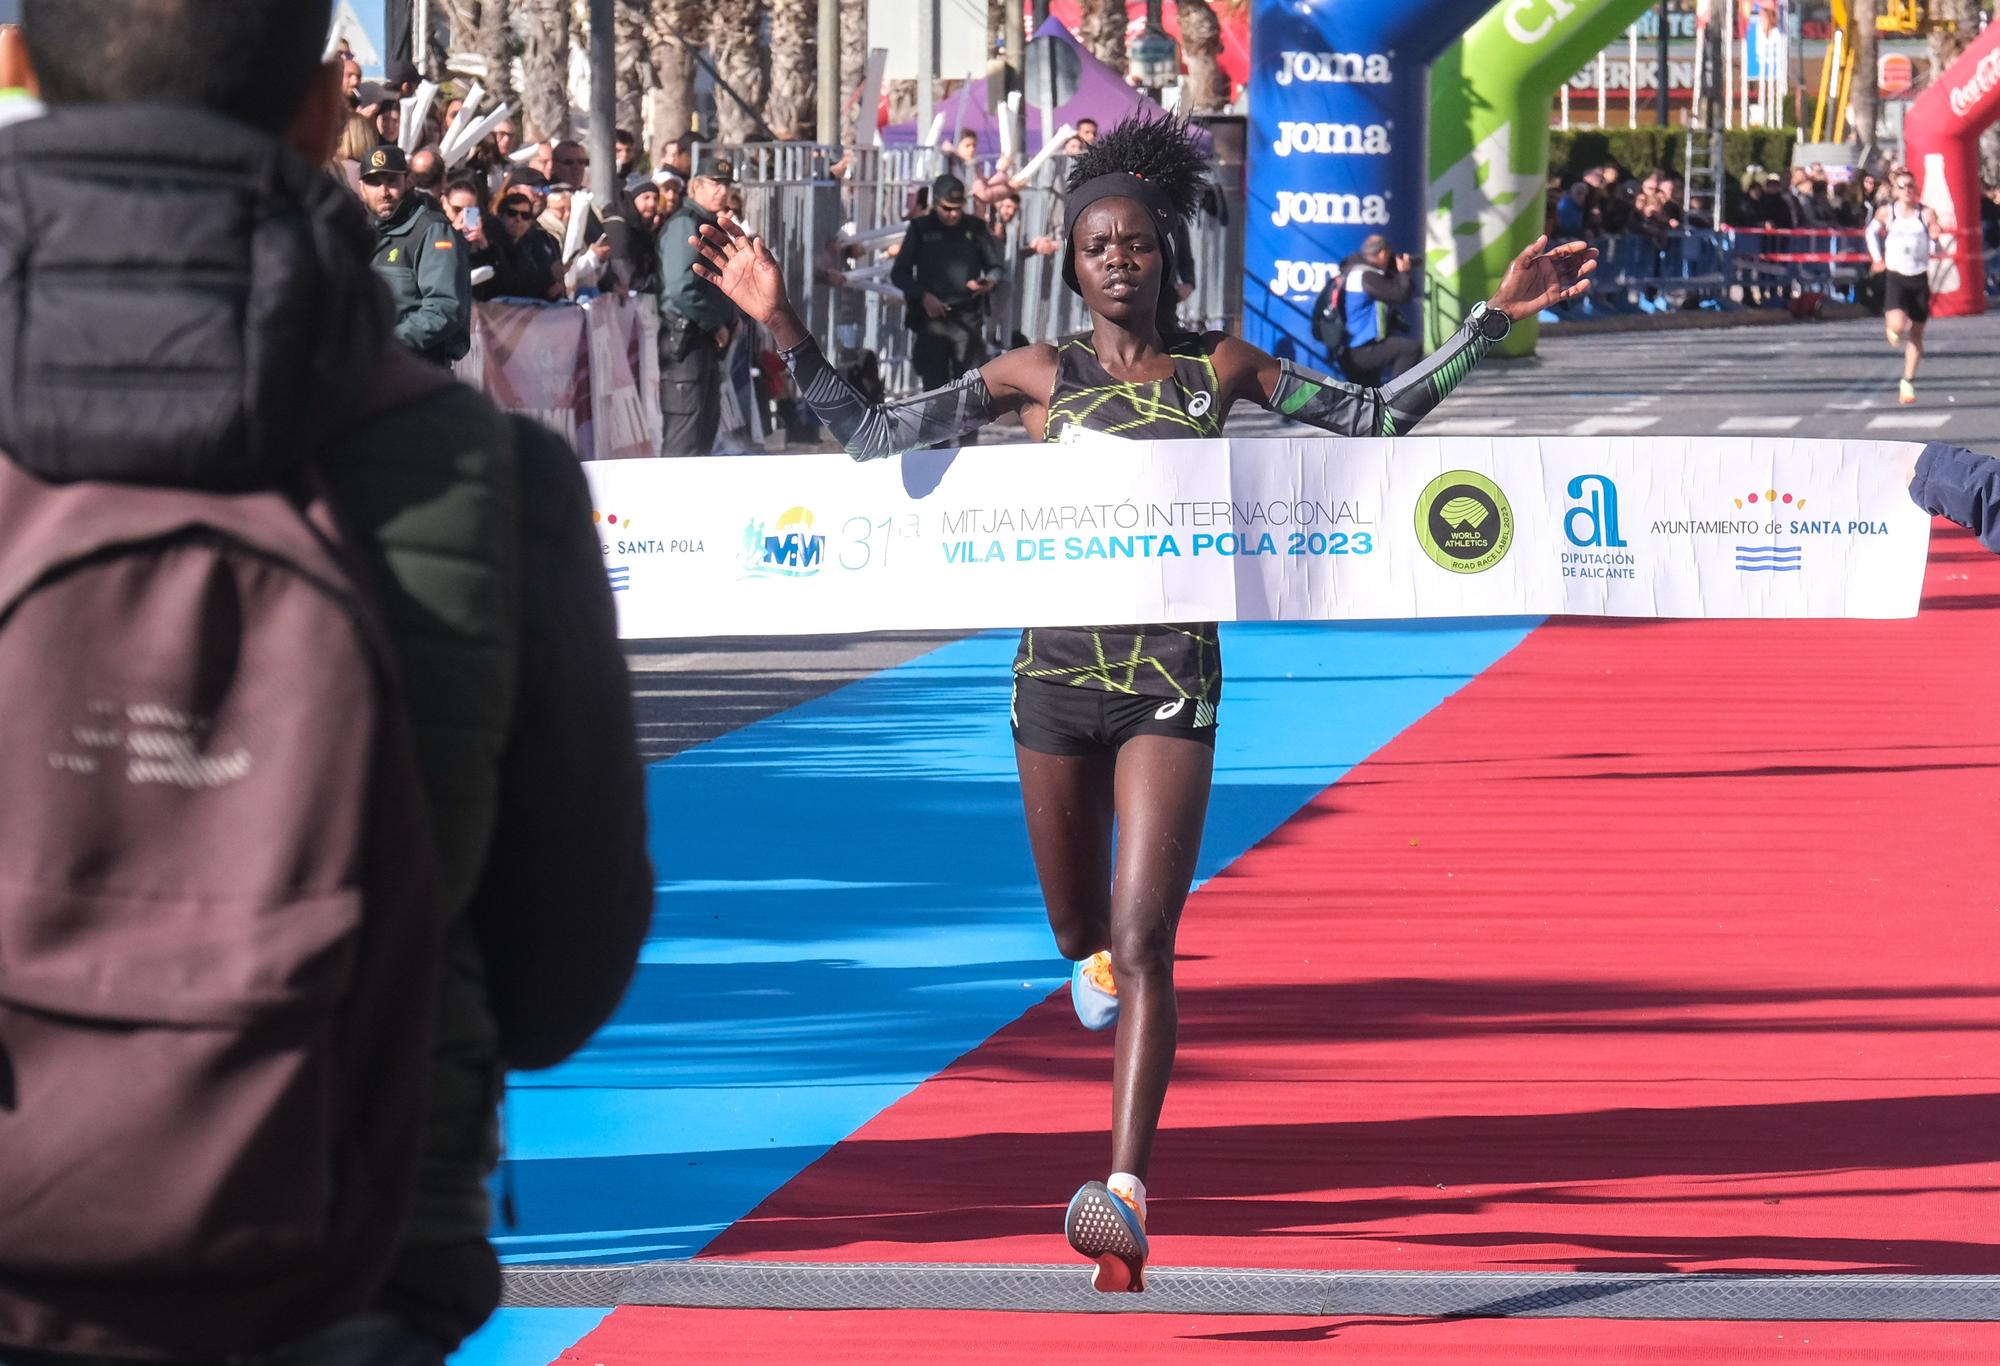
[1487,236,1599,321]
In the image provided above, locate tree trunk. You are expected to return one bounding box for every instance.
[1925,0,1978,82]
[434,0,515,108]
[477,0,517,109]
[646,0,705,149]
[614,0,653,141]
[514,0,573,141]
[708,0,770,144]
[1077,0,1127,73]
[1848,6,1879,171]
[1176,0,1227,113]
[766,0,817,139]
[840,0,868,141]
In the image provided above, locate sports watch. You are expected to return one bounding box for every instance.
[1469,301,1512,344]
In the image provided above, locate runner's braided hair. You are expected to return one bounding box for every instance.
[1063,113,1211,218]
[1061,114,1210,332]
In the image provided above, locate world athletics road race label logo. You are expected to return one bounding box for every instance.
[1415,470,1514,574]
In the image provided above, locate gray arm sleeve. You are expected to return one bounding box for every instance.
[1265,314,1499,438]
[783,334,994,460]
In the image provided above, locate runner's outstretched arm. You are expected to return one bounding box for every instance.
[1215,236,1597,438]
[691,213,1056,459]
[1911,442,2000,554]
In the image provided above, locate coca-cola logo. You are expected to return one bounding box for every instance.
[1949,48,2000,118]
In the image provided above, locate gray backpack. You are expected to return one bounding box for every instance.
[0,413,445,1356]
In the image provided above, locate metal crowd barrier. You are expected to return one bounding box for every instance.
[710,140,1240,398]
[1557,226,1895,317]
[1723,226,1874,299]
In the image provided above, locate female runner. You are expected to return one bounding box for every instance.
[692,117,1595,1292]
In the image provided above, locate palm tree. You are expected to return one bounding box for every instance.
[434,0,515,109]
[646,0,706,151]
[614,0,655,141]
[1176,0,1228,113]
[766,0,817,139]
[514,0,573,141]
[1077,0,1127,73]
[708,0,770,144]
[840,0,868,142]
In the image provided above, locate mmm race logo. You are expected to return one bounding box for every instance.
[742,506,826,578]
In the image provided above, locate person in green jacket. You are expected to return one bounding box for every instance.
[361,143,474,366]
[655,154,741,454]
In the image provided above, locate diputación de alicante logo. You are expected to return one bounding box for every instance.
[1415,470,1514,574]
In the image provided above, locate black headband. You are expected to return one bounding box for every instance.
[1061,172,1182,297]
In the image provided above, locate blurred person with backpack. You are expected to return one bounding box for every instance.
[0,3,652,1362]
[1310,234,1421,385]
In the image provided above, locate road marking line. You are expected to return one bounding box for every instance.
[1719,416,1804,432]
[1421,418,1518,435]
[1569,416,1661,436]
[1866,413,1952,431]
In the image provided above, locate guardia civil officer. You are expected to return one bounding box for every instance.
[891,173,1007,392]
[359,144,473,366]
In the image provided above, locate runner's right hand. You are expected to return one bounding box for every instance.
[923,292,950,319]
[690,213,790,326]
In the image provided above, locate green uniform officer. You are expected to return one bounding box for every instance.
[360,145,472,366]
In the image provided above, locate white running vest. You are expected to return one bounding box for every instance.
[1877,204,1932,277]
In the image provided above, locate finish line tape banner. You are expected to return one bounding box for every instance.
[582,436,1932,639]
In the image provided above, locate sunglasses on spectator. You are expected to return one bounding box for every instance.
[501,208,535,221]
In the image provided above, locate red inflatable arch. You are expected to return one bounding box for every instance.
[1903,25,2000,318]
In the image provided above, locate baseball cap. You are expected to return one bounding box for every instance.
[386,58,421,90]
[696,155,734,184]
[931,174,967,207]
[360,145,410,181]
[355,81,394,111]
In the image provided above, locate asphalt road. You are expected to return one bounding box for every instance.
[628,309,2000,758]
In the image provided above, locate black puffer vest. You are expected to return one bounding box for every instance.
[0,103,520,1328]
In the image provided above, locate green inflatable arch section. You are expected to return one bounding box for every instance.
[1426,0,1665,355]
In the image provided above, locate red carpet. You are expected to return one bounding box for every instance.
[570,522,2000,1360]
[561,1310,2000,1363]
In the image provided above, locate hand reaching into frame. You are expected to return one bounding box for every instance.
[689,213,791,328]
[1486,236,1599,322]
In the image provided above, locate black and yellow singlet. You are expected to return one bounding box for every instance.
[1012,332,1225,704]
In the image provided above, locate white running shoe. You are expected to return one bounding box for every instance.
[1070,950,1119,1031]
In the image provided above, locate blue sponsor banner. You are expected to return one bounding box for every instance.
[1244,0,1495,369]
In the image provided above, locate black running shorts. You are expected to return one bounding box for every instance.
[1011,677,1218,755]
[1884,270,1931,323]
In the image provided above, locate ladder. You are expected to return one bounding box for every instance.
[1683,128,1726,228]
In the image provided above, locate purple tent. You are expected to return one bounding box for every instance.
[879,18,1205,155]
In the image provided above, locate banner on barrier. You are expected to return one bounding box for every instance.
[459,296,663,459]
[581,437,1931,639]
[459,302,589,451]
